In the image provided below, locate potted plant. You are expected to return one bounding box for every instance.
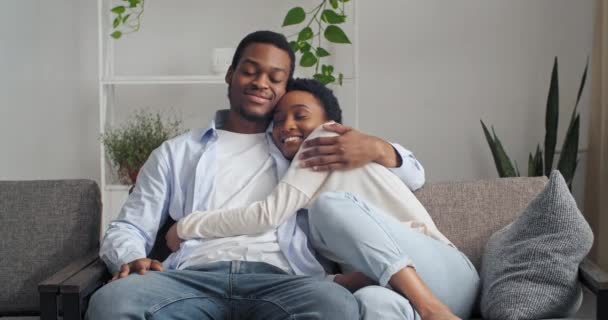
[101,109,183,185]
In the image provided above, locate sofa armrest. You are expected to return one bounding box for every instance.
[38,251,100,320]
[59,258,111,320]
[579,257,608,320]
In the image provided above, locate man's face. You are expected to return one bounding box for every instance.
[226,43,291,122]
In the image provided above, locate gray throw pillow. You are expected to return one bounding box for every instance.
[480,171,593,320]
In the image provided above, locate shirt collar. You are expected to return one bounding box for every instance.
[201,109,274,142]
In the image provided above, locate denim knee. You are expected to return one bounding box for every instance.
[354,286,416,320]
[307,281,359,319]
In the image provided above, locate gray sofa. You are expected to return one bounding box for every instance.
[1,178,606,319]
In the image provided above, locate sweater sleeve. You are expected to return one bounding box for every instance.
[177,126,336,239]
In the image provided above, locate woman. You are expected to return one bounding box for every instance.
[166,78,479,320]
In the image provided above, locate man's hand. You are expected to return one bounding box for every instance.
[334,272,374,292]
[300,123,402,171]
[110,258,163,282]
[165,223,181,252]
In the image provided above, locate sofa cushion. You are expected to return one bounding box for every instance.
[480,171,593,319]
[0,180,101,314]
[415,176,547,270]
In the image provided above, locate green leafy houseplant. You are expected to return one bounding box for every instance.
[109,0,352,85]
[481,57,588,189]
[110,0,145,39]
[101,110,182,184]
[282,0,352,85]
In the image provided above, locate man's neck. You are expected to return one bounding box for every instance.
[222,111,270,134]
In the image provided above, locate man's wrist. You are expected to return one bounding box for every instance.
[374,139,402,168]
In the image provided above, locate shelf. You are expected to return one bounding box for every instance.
[105,184,131,191]
[101,75,226,85]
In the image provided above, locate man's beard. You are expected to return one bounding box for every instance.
[238,107,272,122]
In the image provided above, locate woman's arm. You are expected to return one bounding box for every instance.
[176,126,336,240]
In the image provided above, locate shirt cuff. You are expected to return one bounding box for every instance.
[388,143,425,191]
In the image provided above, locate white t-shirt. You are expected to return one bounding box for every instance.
[177,130,293,272]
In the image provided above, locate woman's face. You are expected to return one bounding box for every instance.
[272,90,328,160]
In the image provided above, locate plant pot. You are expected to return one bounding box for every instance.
[119,165,139,185]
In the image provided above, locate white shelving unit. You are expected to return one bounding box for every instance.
[97,1,359,234]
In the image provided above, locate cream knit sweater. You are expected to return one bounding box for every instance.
[177,126,453,247]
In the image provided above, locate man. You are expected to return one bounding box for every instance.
[87,30,425,319]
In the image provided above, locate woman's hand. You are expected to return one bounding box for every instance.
[334,272,375,292]
[165,223,182,252]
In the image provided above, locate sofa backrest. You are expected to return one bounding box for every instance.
[414,176,548,270]
[0,180,101,315]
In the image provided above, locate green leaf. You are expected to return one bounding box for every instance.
[300,51,317,67]
[338,73,344,85]
[316,47,330,57]
[544,57,559,176]
[534,144,543,176]
[127,0,139,8]
[298,27,314,42]
[321,9,346,24]
[113,17,121,28]
[111,6,126,14]
[282,7,306,27]
[339,0,351,2]
[289,41,299,53]
[330,0,339,9]
[313,73,335,85]
[557,114,580,186]
[111,31,122,39]
[575,59,588,110]
[324,25,351,43]
[122,14,131,23]
[299,41,311,53]
[528,153,535,177]
[528,144,543,177]
[480,120,517,177]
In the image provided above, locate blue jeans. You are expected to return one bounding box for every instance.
[308,192,480,320]
[86,261,358,319]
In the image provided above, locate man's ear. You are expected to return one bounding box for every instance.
[225,67,234,85]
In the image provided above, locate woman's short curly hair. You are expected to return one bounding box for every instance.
[286,78,342,123]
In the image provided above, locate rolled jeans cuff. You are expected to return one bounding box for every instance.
[378,257,414,287]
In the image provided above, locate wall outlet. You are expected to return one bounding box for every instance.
[212,48,235,75]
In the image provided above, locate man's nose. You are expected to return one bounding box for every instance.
[251,73,270,89]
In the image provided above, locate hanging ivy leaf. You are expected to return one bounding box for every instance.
[330,0,339,9]
[324,25,351,44]
[298,27,314,42]
[282,7,306,27]
[122,14,131,23]
[321,10,346,24]
[300,52,317,67]
[316,47,330,57]
[113,17,121,28]
[111,31,123,39]
[111,6,126,14]
[289,41,299,53]
[299,41,311,53]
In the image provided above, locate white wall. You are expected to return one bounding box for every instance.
[1,0,596,205]
[0,0,99,182]
[357,0,595,204]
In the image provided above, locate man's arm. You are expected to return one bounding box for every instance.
[100,145,171,277]
[299,122,426,191]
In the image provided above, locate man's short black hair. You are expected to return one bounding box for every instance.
[231,30,295,79]
[287,78,342,123]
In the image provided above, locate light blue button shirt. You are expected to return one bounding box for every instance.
[100,110,426,275]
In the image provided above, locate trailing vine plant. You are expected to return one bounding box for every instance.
[108,0,352,86]
[110,0,145,39]
[282,0,352,85]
